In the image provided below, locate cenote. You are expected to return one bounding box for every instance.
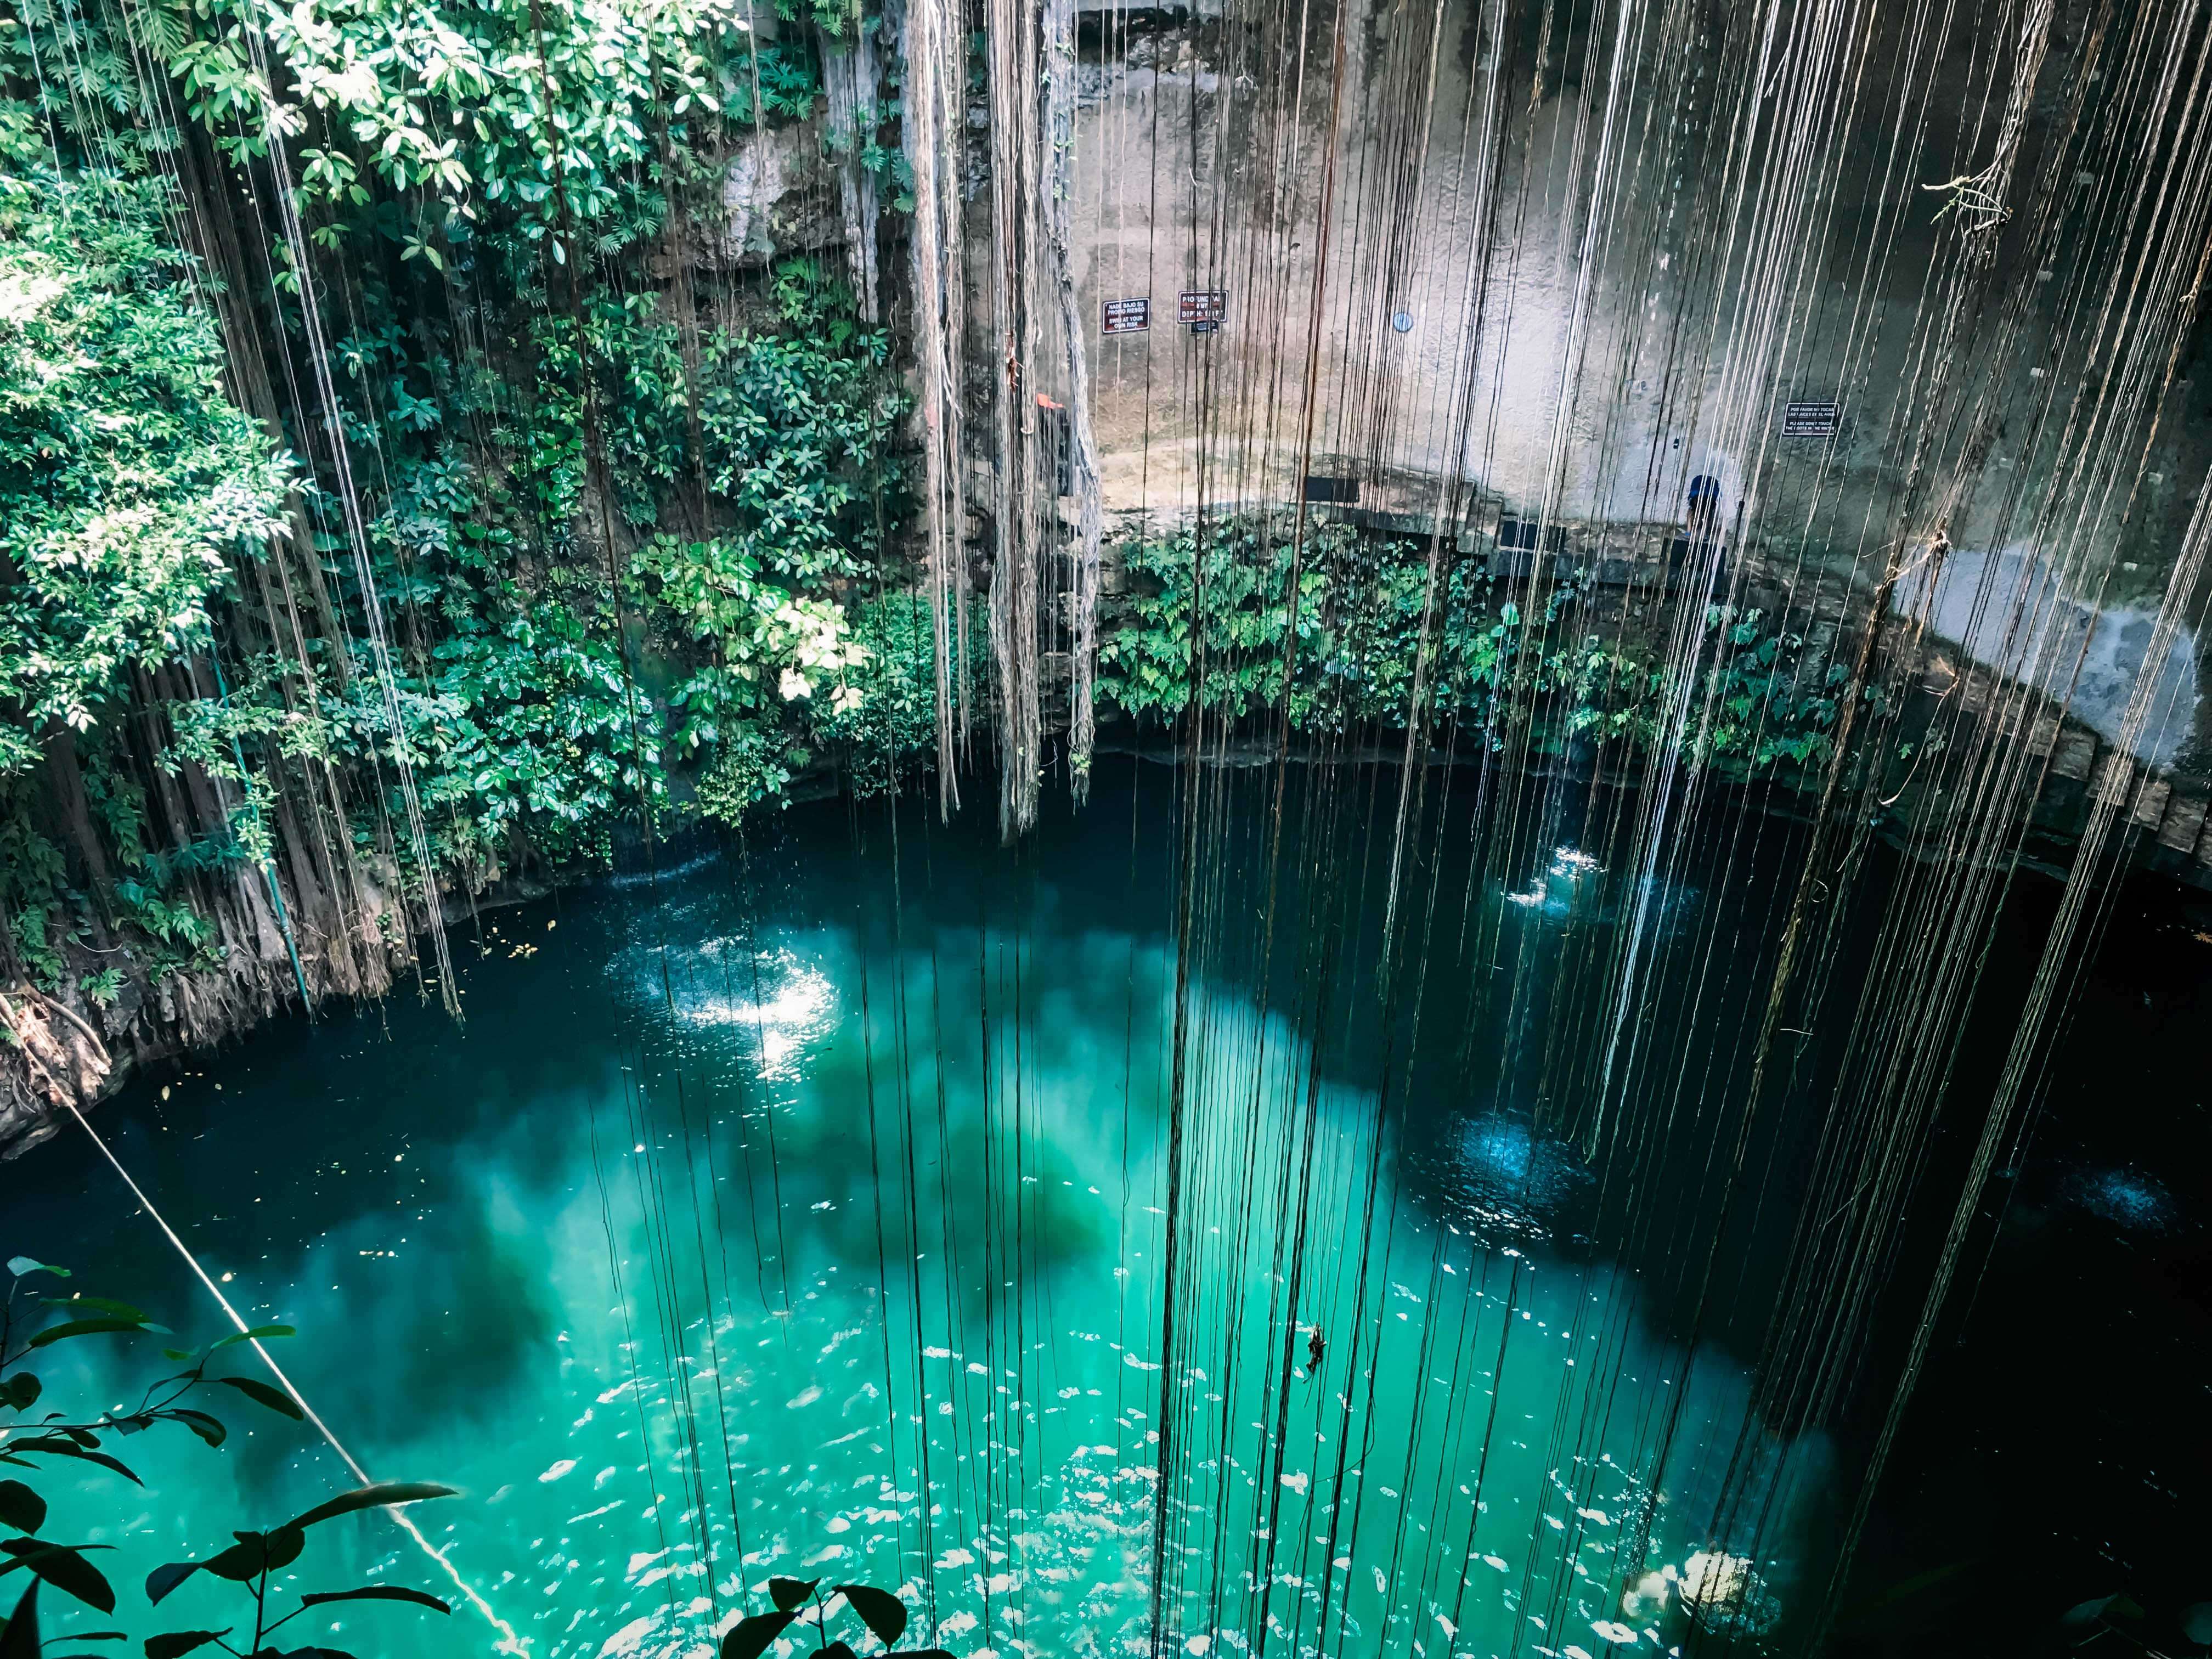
[6,758,2206,1659]
[16,3,2212,1647]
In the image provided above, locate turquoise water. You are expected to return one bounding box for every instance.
[5,765,1844,1659]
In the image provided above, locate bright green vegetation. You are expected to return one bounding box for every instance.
[0,1253,458,1656]
[1097,518,1860,777]
[0,0,1864,1034]
[0,0,927,1012]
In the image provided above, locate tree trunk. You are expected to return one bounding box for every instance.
[43,725,113,904]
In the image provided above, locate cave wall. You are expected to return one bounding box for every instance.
[1046,0,2212,765]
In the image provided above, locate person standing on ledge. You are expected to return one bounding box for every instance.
[1687,473,1724,543]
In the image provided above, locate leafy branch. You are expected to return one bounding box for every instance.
[721,1576,953,1659]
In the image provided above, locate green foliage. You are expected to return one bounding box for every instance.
[815,593,942,795]
[5,907,64,995]
[0,160,290,771]
[427,603,665,868]
[719,1576,953,1659]
[142,1481,454,1657]
[170,0,816,245]
[0,0,908,1000]
[1691,606,1851,772]
[1099,520,1852,782]
[1098,519,1485,730]
[0,1258,450,1657]
[692,724,796,826]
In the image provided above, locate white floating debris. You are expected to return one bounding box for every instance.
[596,1614,660,1656]
[538,1459,578,1483]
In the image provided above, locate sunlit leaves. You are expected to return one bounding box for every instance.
[0,165,292,767]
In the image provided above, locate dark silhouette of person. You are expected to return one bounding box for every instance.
[1687,473,1723,543]
[1307,1327,1325,1377]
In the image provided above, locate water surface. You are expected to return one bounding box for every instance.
[5,760,2203,1659]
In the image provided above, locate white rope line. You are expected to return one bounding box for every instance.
[61,1101,529,1656]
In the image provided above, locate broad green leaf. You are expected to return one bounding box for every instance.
[144,1564,201,1607]
[297,1586,450,1613]
[833,1585,907,1646]
[0,1484,42,1536]
[285,1483,456,1531]
[27,1321,168,1351]
[212,1376,303,1421]
[768,1577,817,1612]
[0,1579,37,1659]
[5,1261,66,1282]
[204,1527,302,1583]
[144,1634,229,1659]
[720,1609,797,1659]
[48,1299,148,1322]
[0,1441,137,1485]
[2,1375,37,1412]
[0,1541,115,1613]
[207,1325,294,1352]
[167,1410,224,1448]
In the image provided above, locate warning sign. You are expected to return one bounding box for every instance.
[1178,290,1228,325]
[1102,297,1150,334]
[1782,401,1842,437]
